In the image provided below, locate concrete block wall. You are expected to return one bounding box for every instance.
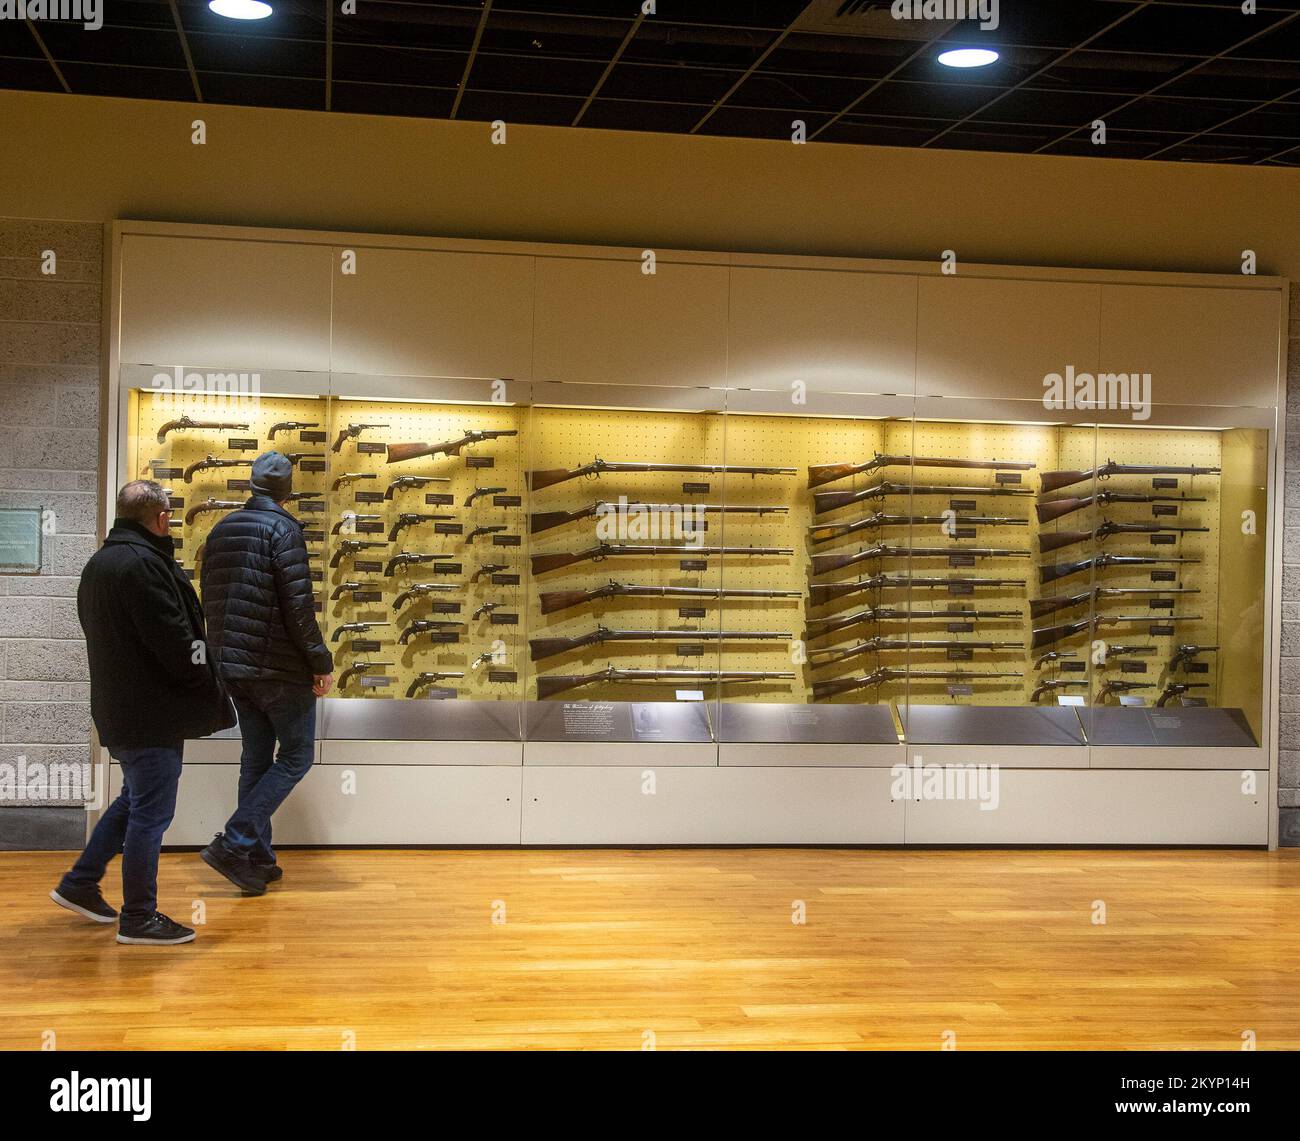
[0,218,101,850]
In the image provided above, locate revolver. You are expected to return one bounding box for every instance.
[1156,682,1211,708]
[329,539,388,568]
[465,486,507,508]
[384,552,452,577]
[398,619,466,645]
[330,621,390,642]
[385,475,452,499]
[470,562,508,583]
[393,582,458,610]
[331,513,383,535]
[1168,644,1219,671]
[389,512,455,541]
[331,472,377,492]
[1096,679,1151,704]
[1029,679,1087,703]
[1034,650,1077,671]
[466,525,508,544]
[332,422,390,453]
[338,660,394,689]
[283,452,326,467]
[330,580,383,601]
[406,671,465,698]
[268,420,320,439]
[472,602,501,620]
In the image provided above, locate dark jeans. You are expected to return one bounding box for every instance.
[224,680,316,863]
[62,744,184,923]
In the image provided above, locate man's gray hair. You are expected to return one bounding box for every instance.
[116,480,170,524]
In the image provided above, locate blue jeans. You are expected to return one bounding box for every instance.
[224,680,316,863]
[62,744,184,923]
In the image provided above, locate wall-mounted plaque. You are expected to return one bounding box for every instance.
[0,509,44,572]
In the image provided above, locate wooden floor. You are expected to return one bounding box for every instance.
[3,847,1299,1050]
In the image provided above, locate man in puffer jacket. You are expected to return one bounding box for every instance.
[198,451,333,895]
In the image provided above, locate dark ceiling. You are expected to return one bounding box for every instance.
[5,0,1300,165]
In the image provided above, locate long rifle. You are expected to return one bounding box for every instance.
[806,605,1022,640]
[1040,553,1199,586]
[530,501,788,534]
[810,636,1022,668]
[808,453,1035,489]
[1040,460,1221,495]
[528,458,797,492]
[1031,614,1204,651]
[157,415,250,443]
[1036,491,1206,525]
[538,580,801,616]
[809,574,1027,608]
[809,512,1027,546]
[811,668,1022,702]
[529,626,792,662]
[386,429,518,465]
[812,544,1029,578]
[531,543,792,575]
[1039,520,1209,553]
[537,667,795,699]
[814,480,1033,516]
[1030,586,1201,620]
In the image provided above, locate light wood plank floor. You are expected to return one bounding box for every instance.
[3,848,1298,1050]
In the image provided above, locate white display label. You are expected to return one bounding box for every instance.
[675,690,705,702]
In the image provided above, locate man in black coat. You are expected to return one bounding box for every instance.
[52,480,235,945]
[198,452,334,894]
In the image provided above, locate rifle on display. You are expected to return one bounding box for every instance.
[398,619,467,645]
[1038,520,1210,553]
[811,544,1029,578]
[1030,587,1201,620]
[389,513,455,541]
[814,481,1034,517]
[333,513,383,535]
[183,498,242,525]
[466,525,509,544]
[1036,492,1207,525]
[811,668,1022,702]
[806,605,1023,640]
[538,580,802,616]
[386,429,518,465]
[331,580,382,601]
[1156,682,1211,707]
[1030,679,1087,703]
[332,423,390,453]
[338,661,394,689]
[268,421,319,439]
[536,667,795,699]
[531,501,788,534]
[406,672,465,698]
[528,458,797,492]
[330,621,390,642]
[385,552,454,577]
[809,636,1022,668]
[529,626,792,662]
[465,487,507,508]
[157,415,250,443]
[531,543,792,575]
[1040,553,1199,586]
[809,574,1027,608]
[385,475,453,499]
[808,454,1036,490]
[332,472,377,492]
[1040,461,1221,495]
[1168,644,1219,671]
[392,582,458,610]
[182,455,252,484]
[329,540,388,568]
[1096,679,1152,703]
[1031,614,1204,651]
[809,512,1028,546]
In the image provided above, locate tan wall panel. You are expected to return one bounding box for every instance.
[917,277,1101,400]
[331,248,534,379]
[119,235,333,371]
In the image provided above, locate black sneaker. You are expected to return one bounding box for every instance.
[117,912,196,945]
[50,883,117,924]
[252,862,283,883]
[200,834,267,895]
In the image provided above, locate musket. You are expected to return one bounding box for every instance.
[810,636,1022,668]
[385,475,453,499]
[330,579,382,601]
[328,539,388,568]
[1040,460,1221,495]
[406,671,465,698]
[1096,679,1152,703]
[330,621,390,642]
[1030,679,1087,702]
[332,513,383,535]
[806,605,1023,640]
[808,453,1036,489]
[471,563,509,583]
[182,455,252,484]
[1040,553,1199,586]
[528,458,797,492]
[386,429,519,465]
[388,513,455,541]
[809,574,1027,608]
[814,480,1033,517]
[1031,614,1204,651]
[532,543,792,575]
[809,512,1028,546]
[1036,492,1207,525]
[466,525,509,544]
[1169,644,1219,671]
[331,472,377,492]
[538,580,802,616]
[392,582,458,610]
[811,668,1022,702]
[529,626,792,662]
[332,422,390,453]
[1156,682,1211,707]
[465,486,507,508]
[1030,587,1201,620]
[537,667,795,699]
[338,660,394,688]
[811,544,1029,579]
[531,501,789,534]
[1038,520,1210,554]
[268,420,319,439]
[384,551,454,577]
[1033,650,1078,670]
[183,498,242,525]
[157,415,250,443]
[398,619,466,645]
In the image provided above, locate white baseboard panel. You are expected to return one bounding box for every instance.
[320,740,523,766]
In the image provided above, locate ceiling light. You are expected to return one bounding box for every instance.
[937,48,999,68]
[209,0,273,19]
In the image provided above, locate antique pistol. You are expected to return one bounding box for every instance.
[157,414,250,443]
[329,540,388,568]
[330,621,390,642]
[332,423,390,453]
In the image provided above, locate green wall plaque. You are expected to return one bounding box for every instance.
[0,508,43,573]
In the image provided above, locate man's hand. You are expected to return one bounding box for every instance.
[313,673,334,697]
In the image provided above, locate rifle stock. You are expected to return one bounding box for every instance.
[538,589,599,615]
[807,462,864,489]
[529,468,582,491]
[1031,620,1090,650]
[1039,469,1093,494]
[1039,529,1091,553]
[810,678,863,701]
[531,509,584,533]
[532,549,588,574]
[385,441,438,464]
[1029,593,1091,620]
[529,636,598,660]
[1035,496,1091,524]
[536,674,594,698]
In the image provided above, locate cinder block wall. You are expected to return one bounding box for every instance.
[0,219,101,850]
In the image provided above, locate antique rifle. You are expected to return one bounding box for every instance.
[1040,461,1221,495]
[386,429,518,465]
[529,626,791,662]
[528,458,796,492]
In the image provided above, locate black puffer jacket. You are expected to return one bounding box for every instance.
[200,495,333,684]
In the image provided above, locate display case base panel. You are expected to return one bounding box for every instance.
[1088,745,1266,770]
[718,742,906,767]
[900,705,1087,746]
[717,702,898,744]
[902,743,1088,769]
[523,741,717,767]
[1085,706,1258,748]
[319,698,521,741]
[523,700,711,743]
[319,740,522,766]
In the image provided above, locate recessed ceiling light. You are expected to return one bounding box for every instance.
[937,48,1000,68]
[209,0,273,19]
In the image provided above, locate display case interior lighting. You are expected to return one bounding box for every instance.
[334,395,515,407]
[937,47,1000,68]
[209,0,273,18]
